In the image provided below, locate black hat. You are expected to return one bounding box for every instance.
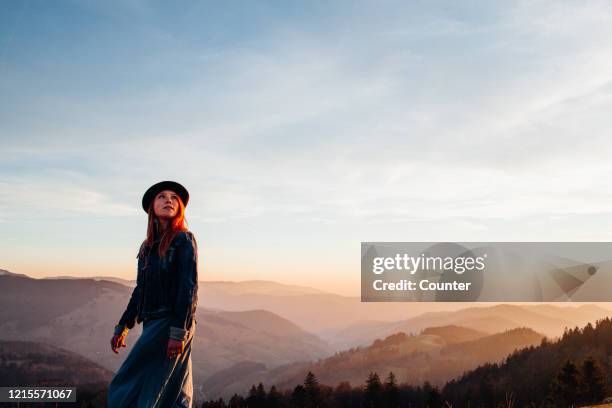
[142,181,189,213]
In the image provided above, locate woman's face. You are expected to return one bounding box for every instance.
[153,189,179,220]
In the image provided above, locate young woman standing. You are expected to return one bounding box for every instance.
[108,180,199,408]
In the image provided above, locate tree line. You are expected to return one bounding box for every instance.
[201,317,612,407]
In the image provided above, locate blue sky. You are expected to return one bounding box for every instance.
[2,0,612,295]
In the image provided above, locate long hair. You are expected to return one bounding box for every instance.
[137,196,189,262]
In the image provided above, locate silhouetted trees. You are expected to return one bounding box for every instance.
[199,317,612,408]
[443,317,612,407]
[580,357,607,403]
[549,360,580,406]
[290,384,307,408]
[228,393,244,408]
[548,357,607,407]
[244,383,267,408]
[383,372,400,408]
[267,385,282,408]
[304,371,322,408]
[363,372,383,407]
[200,369,443,408]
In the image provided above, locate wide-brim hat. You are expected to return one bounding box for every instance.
[142,181,189,213]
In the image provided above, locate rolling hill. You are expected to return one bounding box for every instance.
[0,273,333,388]
[324,303,611,349]
[442,318,612,406]
[202,325,543,400]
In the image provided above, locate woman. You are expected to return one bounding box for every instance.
[108,181,199,408]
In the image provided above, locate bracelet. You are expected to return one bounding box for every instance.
[114,324,129,337]
[169,326,188,341]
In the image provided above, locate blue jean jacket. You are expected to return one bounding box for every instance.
[116,231,199,341]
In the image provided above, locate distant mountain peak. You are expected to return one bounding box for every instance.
[0,269,29,278]
[203,279,331,296]
[422,325,489,339]
[371,332,410,348]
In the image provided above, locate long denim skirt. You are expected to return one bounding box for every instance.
[107,316,196,408]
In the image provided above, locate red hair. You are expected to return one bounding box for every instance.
[138,195,189,262]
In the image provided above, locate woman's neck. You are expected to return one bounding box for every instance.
[156,219,170,236]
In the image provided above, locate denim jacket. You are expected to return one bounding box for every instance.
[115,231,199,341]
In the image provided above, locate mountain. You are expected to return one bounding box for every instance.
[0,273,131,332]
[202,325,542,400]
[44,275,136,286]
[0,339,114,385]
[0,339,112,406]
[41,277,333,294]
[421,325,488,345]
[325,303,612,349]
[3,268,611,403]
[193,308,333,379]
[0,268,29,278]
[1,270,467,337]
[438,327,544,372]
[43,277,331,294]
[203,280,330,296]
[199,285,459,334]
[442,318,612,407]
[8,271,464,334]
[0,273,333,389]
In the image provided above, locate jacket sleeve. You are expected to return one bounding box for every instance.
[116,250,144,333]
[169,231,199,341]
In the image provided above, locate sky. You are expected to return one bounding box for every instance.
[1,0,612,296]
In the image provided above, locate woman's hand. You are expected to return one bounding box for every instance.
[167,338,185,358]
[110,333,127,354]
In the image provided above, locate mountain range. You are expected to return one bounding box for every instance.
[1,268,611,402]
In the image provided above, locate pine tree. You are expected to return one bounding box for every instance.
[384,371,400,408]
[479,374,495,407]
[304,371,322,408]
[364,372,383,408]
[253,382,266,407]
[579,357,607,404]
[267,385,281,408]
[228,393,244,408]
[423,381,442,408]
[291,384,308,408]
[246,384,258,408]
[550,360,580,406]
[333,381,353,408]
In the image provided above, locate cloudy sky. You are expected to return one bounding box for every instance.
[1,0,612,296]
